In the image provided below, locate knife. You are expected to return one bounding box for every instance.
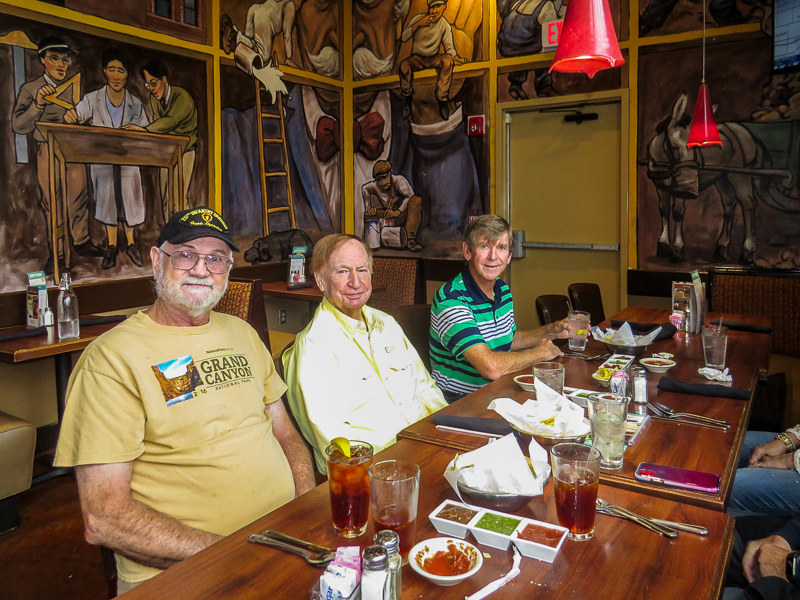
[596,505,678,538]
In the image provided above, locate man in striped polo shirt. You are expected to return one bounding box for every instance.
[430,215,569,402]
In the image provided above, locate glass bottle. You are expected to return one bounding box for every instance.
[375,530,402,600]
[361,545,389,600]
[57,273,80,340]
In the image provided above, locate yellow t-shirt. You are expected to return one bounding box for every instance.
[55,311,294,583]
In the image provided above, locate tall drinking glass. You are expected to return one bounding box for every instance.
[550,443,601,541]
[701,325,728,370]
[369,460,420,564]
[326,441,373,538]
[588,394,628,469]
[567,310,591,351]
[534,362,565,394]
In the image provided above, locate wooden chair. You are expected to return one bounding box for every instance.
[214,278,271,354]
[368,257,422,313]
[535,294,570,326]
[388,304,433,372]
[567,283,606,326]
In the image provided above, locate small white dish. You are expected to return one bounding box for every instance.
[511,519,568,563]
[428,500,481,539]
[469,511,521,549]
[513,374,537,393]
[408,537,483,586]
[591,372,611,388]
[639,357,677,373]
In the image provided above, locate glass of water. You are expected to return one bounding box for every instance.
[533,362,565,395]
[567,310,591,351]
[701,325,728,370]
[588,393,628,469]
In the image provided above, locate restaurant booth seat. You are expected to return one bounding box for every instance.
[0,410,36,535]
[535,294,570,326]
[567,283,606,326]
[213,277,272,354]
[368,257,422,313]
[388,304,433,373]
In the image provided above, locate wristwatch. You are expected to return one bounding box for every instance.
[785,550,800,584]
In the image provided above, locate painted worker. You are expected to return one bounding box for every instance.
[283,234,447,474]
[11,35,104,274]
[429,215,569,403]
[399,0,467,121]
[220,1,296,66]
[66,47,149,269]
[361,160,423,252]
[54,207,315,594]
[122,60,198,223]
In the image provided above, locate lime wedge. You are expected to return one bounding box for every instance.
[331,437,351,457]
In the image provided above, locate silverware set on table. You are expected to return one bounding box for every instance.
[247,530,334,567]
[561,352,610,361]
[647,401,730,430]
[595,499,708,537]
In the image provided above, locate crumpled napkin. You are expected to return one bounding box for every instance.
[698,367,733,382]
[443,434,550,499]
[488,377,587,438]
[465,546,522,600]
[591,322,662,346]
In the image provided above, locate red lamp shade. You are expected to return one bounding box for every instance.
[549,0,625,78]
[687,83,722,147]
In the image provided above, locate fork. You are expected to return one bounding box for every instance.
[650,401,730,428]
[647,404,729,430]
[247,533,334,567]
[562,352,610,361]
[595,499,678,537]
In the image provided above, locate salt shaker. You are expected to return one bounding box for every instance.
[631,366,648,404]
[374,530,401,600]
[361,545,389,600]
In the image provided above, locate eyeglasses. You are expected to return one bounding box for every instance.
[45,55,71,66]
[144,80,161,90]
[161,250,233,274]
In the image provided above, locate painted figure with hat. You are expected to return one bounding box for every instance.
[54,206,315,594]
[11,35,103,275]
[361,159,423,252]
[399,0,467,121]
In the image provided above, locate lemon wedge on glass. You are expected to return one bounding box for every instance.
[330,437,351,457]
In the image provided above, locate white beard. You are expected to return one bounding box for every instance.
[306,45,340,78]
[156,263,228,319]
[353,47,393,80]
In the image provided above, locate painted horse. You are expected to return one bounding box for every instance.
[645,93,800,265]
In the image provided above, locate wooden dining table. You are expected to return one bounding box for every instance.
[398,307,772,512]
[120,437,734,600]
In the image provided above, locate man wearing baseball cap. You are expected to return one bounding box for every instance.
[55,207,315,593]
[362,159,423,251]
[12,36,103,275]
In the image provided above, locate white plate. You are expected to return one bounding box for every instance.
[639,357,677,373]
[408,537,483,586]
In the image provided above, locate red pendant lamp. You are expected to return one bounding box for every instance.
[687,4,722,147]
[549,0,625,78]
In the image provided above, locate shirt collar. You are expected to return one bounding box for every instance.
[44,73,58,88]
[163,84,172,105]
[461,266,504,309]
[320,297,370,335]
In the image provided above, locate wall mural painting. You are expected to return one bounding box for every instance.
[638,0,771,37]
[0,13,207,293]
[353,0,489,260]
[495,0,622,100]
[219,0,341,264]
[637,38,800,271]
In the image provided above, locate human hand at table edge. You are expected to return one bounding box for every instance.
[75,462,223,570]
[742,534,792,583]
[749,453,796,470]
[749,437,798,467]
[121,124,146,131]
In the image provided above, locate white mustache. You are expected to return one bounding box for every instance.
[181,277,214,288]
[306,46,340,78]
[353,47,393,80]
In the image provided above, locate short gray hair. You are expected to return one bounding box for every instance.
[311,234,373,275]
[464,215,512,251]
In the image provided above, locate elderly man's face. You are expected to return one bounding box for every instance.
[152,237,231,318]
[463,232,512,289]
[296,0,340,78]
[352,0,406,80]
[316,239,372,320]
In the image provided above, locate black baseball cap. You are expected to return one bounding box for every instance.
[157,207,240,252]
[38,36,73,56]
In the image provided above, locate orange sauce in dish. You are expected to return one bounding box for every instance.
[420,543,472,576]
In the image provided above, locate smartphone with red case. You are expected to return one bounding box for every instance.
[635,462,721,494]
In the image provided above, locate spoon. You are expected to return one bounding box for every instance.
[595,498,678,537]
[649,401,730,427]
[247,533,334,567]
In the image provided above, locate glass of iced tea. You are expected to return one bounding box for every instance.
[326,441,373,538]
[550,443,601,541]
[369,460,420,564]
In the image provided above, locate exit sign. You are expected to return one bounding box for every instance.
[543,20,563,51]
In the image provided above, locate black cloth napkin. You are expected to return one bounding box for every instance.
[657,377,750,400]
[710,319,772,334]
[0,327,46,343]
[609,320,677,342]
[79,315,126,327]
[432,414,514,436]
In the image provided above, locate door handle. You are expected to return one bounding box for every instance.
[511,230,619,257]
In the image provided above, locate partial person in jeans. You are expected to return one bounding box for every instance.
[729,426,800,516]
